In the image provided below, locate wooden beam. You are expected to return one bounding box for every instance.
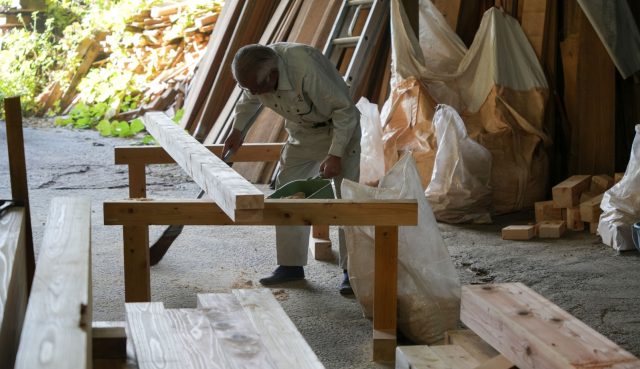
[92,321,127,360]
[461,283,640,369]
[104,199,418,226]
[0,208,28,368]
[15,197,92,369]
[4,96,34,292]
[373,226,398,362]
[115,143,283,165]
[143,111,264,221]
[552,175,591,208]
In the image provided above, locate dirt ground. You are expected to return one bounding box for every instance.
[1,121,639,368]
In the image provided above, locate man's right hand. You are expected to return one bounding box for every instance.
[222,128,243,160]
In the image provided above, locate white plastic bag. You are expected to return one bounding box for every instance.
[356,97,385,185]
[598,125,640,251]
[342,154,460,344]
[426,104,492,223]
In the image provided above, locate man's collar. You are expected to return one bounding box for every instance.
[276,55,292,91]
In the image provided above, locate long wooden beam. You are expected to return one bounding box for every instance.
[104,199,418,226]
[142,111,264,221]
[461,283,640,369]
[114,143,284,165]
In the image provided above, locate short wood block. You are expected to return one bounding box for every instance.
[395,345,482,369]
[309,237,332,261]
[564,207,584,231]
[579,193,604,223]
[501,225,535,240]
[538,220,566,238]
[552,175,591,208]
[590,174,614,193]
[534,200,562,222]
[614,172,624,183]
[92,321,127,359]
[590,221,598,234]
[475,354,516,369]
[579,190,599,203]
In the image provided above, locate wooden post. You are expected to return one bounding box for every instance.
[123,163,150,302]
[309,225,332,260]
[373,225,398,362]
[3,96,35,293]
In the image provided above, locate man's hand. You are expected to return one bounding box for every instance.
[320,154,342,178]
[222,128,243,160]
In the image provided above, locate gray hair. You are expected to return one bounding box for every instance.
[232,44,278,83]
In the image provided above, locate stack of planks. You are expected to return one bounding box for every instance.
[502,173,623,240]
[36,2,222,119]
[125,289,325,368]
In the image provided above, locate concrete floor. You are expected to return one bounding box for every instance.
[2,122,639,368]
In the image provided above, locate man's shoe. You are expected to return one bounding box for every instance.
[259,266,305,285]
[339,270,354,295]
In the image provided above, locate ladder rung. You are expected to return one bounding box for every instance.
[332,36,360,46]
[348,0,374,7]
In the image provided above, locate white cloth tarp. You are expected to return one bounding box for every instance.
[577,0,640,79]
[342,153,460,344]
[598,125,640,251]
[382,0,551,214]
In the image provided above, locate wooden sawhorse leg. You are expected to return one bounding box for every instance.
[123,163,150,302]
[373,225,398,362]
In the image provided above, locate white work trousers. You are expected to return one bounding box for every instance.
[275,123,361,270]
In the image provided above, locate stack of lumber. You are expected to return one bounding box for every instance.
[501,173,622,240]
[36,1,222,118]
[398,283,640,369]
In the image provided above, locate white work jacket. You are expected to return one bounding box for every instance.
[232,43,360,158]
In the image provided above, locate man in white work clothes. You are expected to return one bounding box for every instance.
[222,43,361,295]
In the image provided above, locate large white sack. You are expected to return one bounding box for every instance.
[356,97,385,184]
[342,154,460,344]
[426,104,492,223]
[598,125,640,251]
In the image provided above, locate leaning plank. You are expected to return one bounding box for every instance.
[230,289,325,369]
[103,199,418,226]
[0,207,28,368]
[15,197,92,369]
[196,293,277,368]
[143,111,264,221]
[461,283,640,369]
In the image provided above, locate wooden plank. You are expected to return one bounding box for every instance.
[373,226,398,362]
[552,175,591,208]
[180,0,245,131]
[520,0,550,62]
[123,226,150,303]
[443,330,499,363]
[4,96,34,291]
[579,193,604,223]
[143,111,264,221]
[431,0,462,31]
[501,225,535,240]
[461,283,640,369]
[103,199,418,226]
[115,143,284,165]
[534,200,563,222]
[430,345,480,369]
[60,39,102,109]
[395,345,449,369]
[15,197,92,369]
[474,354,516,369]
[231,289,325,369]
[125,302,182,369]
[537,220,566,238]
[195,293,277,368]
[0,208,27,369]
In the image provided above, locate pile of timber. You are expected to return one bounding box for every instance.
[502,173,623,240]
[36,1,222,118]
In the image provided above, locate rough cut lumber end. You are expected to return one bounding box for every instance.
[372,329,396,362]
[535,200,563,222]
[538,220,567,238]
[579,193,604,223]
[502,225,536,240]
[591,174,614,193]
[552,175,591,208]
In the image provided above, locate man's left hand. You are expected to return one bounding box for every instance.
[320,155,342,178]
